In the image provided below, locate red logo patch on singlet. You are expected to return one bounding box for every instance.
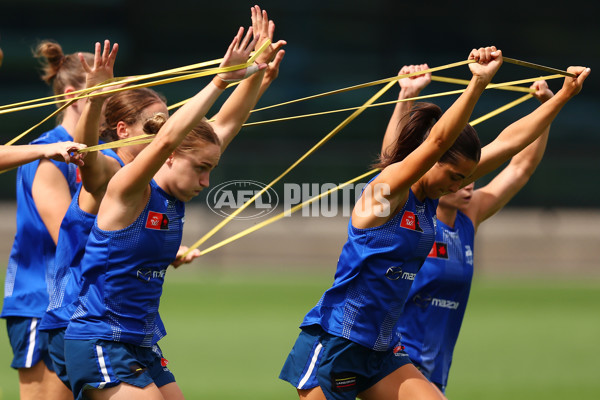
[145,211,169,230]
[400,211,423,232]
[428,242,449,259]
[76,167,82,184]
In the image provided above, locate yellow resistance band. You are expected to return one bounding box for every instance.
[193,92,535,257]
[0,43,269,114]
[84,68,558,155]
[2,41,271,146]
[241,75,558,128]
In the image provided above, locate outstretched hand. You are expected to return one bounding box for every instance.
[171,245,201,268]
[79,40,119,101]
[398,64,431,96]
[468,46,502,85]
[218,27,267,83]
[530,80,554,103]
[559,66,591,99]
[46,141,87,166]
[251,5,287,65]
[263,48,285,87]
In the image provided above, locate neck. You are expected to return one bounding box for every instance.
[436,202,458,228]
[411,181,427,202]
[60,111,79,137]
[116,148,136,165]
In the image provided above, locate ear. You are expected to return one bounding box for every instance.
[165,153,176,167]
[63,85,77,99]
[116,121,128,140]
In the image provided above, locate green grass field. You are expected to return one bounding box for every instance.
[1,269,599,399]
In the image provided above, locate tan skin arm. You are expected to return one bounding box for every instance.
[32,161,73,244]
[352,46,502,229]
[465,66,590,186]
[97,27,264,231]
[462,81,554,232]
[75,40,122,196]
[381,64,431,155]
[209,6,286,152]
[0,142,85,170]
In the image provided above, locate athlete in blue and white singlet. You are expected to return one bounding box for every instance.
[65,179,183,346]
[2,126,79,369]
[383,66,574,395]
[301,188,438,351]
[397,211,474,392]
[281,47,507,400]
[41,149,124,335]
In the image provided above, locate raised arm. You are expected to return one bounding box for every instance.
[465,66,590,185]
[382,64,431,155]
[75,39,121,193]
[353,47,502,228]
[105,26,263,211]
[463,81,554,230]
[209,5,286,152]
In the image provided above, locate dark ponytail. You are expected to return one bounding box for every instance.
[375,102,442,169]
[374,102,481,170]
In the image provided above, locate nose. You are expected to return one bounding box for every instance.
[199,172,210,188]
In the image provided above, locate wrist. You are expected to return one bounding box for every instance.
[212,75,229,90]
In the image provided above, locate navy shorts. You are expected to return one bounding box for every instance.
[64,339,176,400]
[5,317,54,370]
[47,328,70,388]
[279,325,413,400]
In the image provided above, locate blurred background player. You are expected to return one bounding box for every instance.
[1,39,94,400]
[384,64,561,396]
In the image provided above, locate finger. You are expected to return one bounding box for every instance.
[61,150,70,164]
[271,49,285,68]
[233,26,244,51]
[226,29,242,57]
[102,40,110,65]
[261,10,269,36]
[239,26,254,51]
[469,48,479,61]
[251,6,258,35]
[271,39,287,53]
[78,53,92,73]
[108,43,119,68]
[94,42,102,68]
[268,20,275,40]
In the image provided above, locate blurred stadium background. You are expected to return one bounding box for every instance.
[0,1,598,399]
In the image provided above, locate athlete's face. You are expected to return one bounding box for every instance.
[422,158,477,199]
[439,182,475,209]
[167,142,221,202]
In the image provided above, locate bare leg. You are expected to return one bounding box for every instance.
[85,382,164,400]
[359,364,444,400]
[19,361,73,400]
[158,382,185,400]
[298,386,327,400]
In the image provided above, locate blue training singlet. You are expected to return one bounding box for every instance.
[397,210,475,388]
[40,149,123,332]
[2,126,79,319]
[65,180,184,347]
[301,187,438,351]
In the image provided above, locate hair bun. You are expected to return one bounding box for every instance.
[143,112,168,134]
